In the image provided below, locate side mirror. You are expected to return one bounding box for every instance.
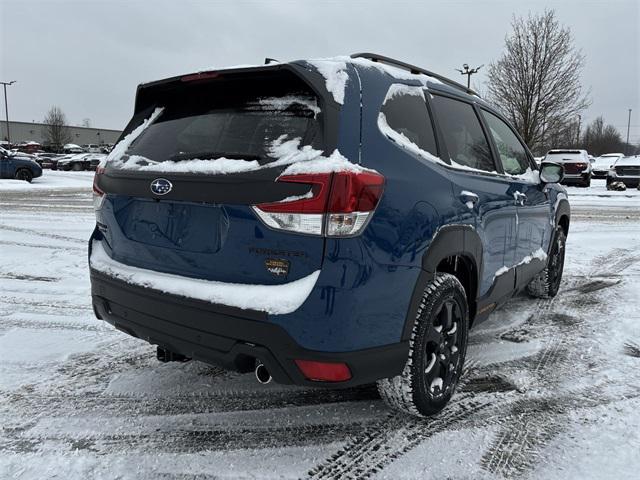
[540,161,564,184]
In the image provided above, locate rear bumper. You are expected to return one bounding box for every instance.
[90,270,408,387]
[561,172,590,184]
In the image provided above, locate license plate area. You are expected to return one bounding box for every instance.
[112,196,229,254]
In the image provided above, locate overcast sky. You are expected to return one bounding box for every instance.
[1,0,639,143]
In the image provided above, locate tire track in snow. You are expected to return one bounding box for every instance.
[478,273,620,477]
[0,422,370,455]
[2,384,380,418]
[307,393,496,480]
[0,224,87,244]
[623,342,640,358]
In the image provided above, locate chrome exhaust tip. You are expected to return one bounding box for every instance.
[255,363,272,384]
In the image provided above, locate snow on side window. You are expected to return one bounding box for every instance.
[377,84,444,164]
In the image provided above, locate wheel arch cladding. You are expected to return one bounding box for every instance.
[554,197,570,236]
[402,225,482,340]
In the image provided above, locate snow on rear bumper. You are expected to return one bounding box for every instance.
[89,240,319,315]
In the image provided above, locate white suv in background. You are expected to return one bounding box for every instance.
[544,149,592,187]
[592,153,624,179]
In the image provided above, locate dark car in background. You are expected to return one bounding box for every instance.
[0,146,43,182]
[57,153,106,171]
[607,155,640,189]
[543,149,592,187]
[89,53,570,417]
[34,152,65,169]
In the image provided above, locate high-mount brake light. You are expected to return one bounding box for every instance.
[181,72,220,82]
[252,170,385,237]
[93,166,106,211]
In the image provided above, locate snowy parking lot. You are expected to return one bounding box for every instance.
[1,171,639,479]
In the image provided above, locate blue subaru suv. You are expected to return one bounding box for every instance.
[89,53,570,416]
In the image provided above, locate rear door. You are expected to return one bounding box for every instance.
[0,154,14,178]
[480,109,551,277]
[95,67,337,286]
[429,94,518,298]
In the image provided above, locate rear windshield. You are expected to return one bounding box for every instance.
[545,152,584,162]
[107,71,323,172]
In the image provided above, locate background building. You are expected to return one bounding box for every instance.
[1,121,121,148]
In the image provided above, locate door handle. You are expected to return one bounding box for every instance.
[514,191,527,206]
[460,191,479,209]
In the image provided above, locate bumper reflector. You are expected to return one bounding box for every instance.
[294,359,352,382]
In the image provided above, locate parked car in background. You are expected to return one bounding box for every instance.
[0,146,43,182]
[87,153,107,170]
[82,144,104,153]
[57,153,107,171]
[592,153,624,179]
[34,152,64,169]
[543,149,592,187]
[57,153,93,171]
[89,54,571,417]
[607,155,640,189]
[63,143,84,154]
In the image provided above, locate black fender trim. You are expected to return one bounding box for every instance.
[401,225,483,340]
[555,198,571,235]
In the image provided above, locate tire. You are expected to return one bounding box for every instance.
[526,227,566,298]
[377,273,469,417]
[15,169,33,183]
[71,162,84,171]
[583,178,591,188]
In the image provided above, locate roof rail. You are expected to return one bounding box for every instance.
[350,52,479,97]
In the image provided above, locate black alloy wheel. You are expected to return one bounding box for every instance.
[423,299,463,399]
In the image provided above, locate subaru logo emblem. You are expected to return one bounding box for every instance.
[150,178,172,195]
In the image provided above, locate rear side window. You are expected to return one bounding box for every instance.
[379,87,438,157]
[482,110,531,175]
[430,95,495,172]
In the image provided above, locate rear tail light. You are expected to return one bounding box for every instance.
[252,171,385,237]
[93,166,105,211]
[294,359,352,382]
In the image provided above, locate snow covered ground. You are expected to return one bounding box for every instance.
[1,175,639,479]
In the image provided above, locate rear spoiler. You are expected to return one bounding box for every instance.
[133,62,339,117]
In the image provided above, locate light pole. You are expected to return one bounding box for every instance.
[1,80,16,146]
[626,109,632,155]
[576,114,581,147]
[455,64,483,89]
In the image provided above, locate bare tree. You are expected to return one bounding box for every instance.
[486,10,590,153]
[43,106,72,149]
[582,116,624,156]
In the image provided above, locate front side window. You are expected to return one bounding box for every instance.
[379,86,438,158]
[430,95,495,172]
[482,110,531,176]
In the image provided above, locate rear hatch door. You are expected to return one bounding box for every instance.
[96,66,337,286]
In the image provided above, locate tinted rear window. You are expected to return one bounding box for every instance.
[109,71,323,171]
[380,88,438,157]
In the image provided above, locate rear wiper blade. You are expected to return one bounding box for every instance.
[168,151,261,162]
